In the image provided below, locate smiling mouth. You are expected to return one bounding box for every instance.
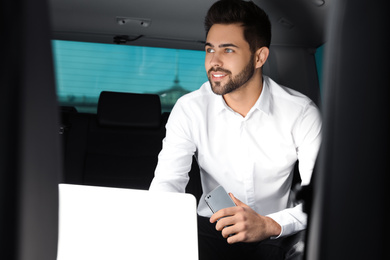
[211,72,227,81]
[209,68,231,81]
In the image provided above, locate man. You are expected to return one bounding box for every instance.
[149,0,321,259]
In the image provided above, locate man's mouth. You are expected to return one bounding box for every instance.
[209,69,231,82]
[211,72,227,81]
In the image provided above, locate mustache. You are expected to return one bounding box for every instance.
[208,67,231,75]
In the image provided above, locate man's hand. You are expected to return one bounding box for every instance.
[209,193,282,244]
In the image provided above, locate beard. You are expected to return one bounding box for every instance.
[208,55,256,95]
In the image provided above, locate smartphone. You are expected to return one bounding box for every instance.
[204,185,236,213]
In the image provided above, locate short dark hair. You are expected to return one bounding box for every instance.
[204,0,272,52]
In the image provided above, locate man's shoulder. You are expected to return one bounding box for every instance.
[167,81,217,127]
[265,76,315,109]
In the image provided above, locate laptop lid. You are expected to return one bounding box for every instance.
[57,184,198,260]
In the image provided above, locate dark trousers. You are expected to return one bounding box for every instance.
[197,215,305,260]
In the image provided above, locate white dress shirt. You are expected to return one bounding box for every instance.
[149,76,322,238]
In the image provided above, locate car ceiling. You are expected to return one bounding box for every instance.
[49,0,331,50]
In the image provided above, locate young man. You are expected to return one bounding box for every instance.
[149,0,321,258]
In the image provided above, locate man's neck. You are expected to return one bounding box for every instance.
[223,73,263,117]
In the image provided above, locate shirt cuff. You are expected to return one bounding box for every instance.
[266,204,307,239]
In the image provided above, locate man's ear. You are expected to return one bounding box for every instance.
[255,47,269,69]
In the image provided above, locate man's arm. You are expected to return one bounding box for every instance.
[210,101,322,242]
[267,100,322,237]
[149,98,196,193]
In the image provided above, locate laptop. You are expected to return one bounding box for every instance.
[57,184,198,260]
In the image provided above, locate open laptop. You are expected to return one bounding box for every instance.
[57,184,198,260]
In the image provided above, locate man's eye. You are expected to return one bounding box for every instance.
[225,48,234,53]
[206,48,215,53]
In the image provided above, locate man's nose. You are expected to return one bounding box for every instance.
[209,53,222,67]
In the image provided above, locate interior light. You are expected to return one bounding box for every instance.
[116,17,152,28]
[312,0,325,6]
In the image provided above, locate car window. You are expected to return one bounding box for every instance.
[52,40,207,113]
[315,44,325,93]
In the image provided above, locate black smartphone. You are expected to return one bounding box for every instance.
[204,185,236,213]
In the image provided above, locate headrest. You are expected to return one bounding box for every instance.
[97,91,161,128]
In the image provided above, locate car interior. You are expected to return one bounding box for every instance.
[1,0,388,259]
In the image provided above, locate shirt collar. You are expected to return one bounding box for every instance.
[256,76,271,116]
[213,76,272,116]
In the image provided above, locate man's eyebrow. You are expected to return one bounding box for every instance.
[219,43,239,48]
[205,42,239,48]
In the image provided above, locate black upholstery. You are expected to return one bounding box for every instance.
[83,116,165,189]
[62,92,164,189]
[305,1,389,259]
[61,92,203,201]
[97,91,161,128]
[1,0,59,258]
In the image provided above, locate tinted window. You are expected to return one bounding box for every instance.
[315,44,325,93]
[52,40,207,113]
